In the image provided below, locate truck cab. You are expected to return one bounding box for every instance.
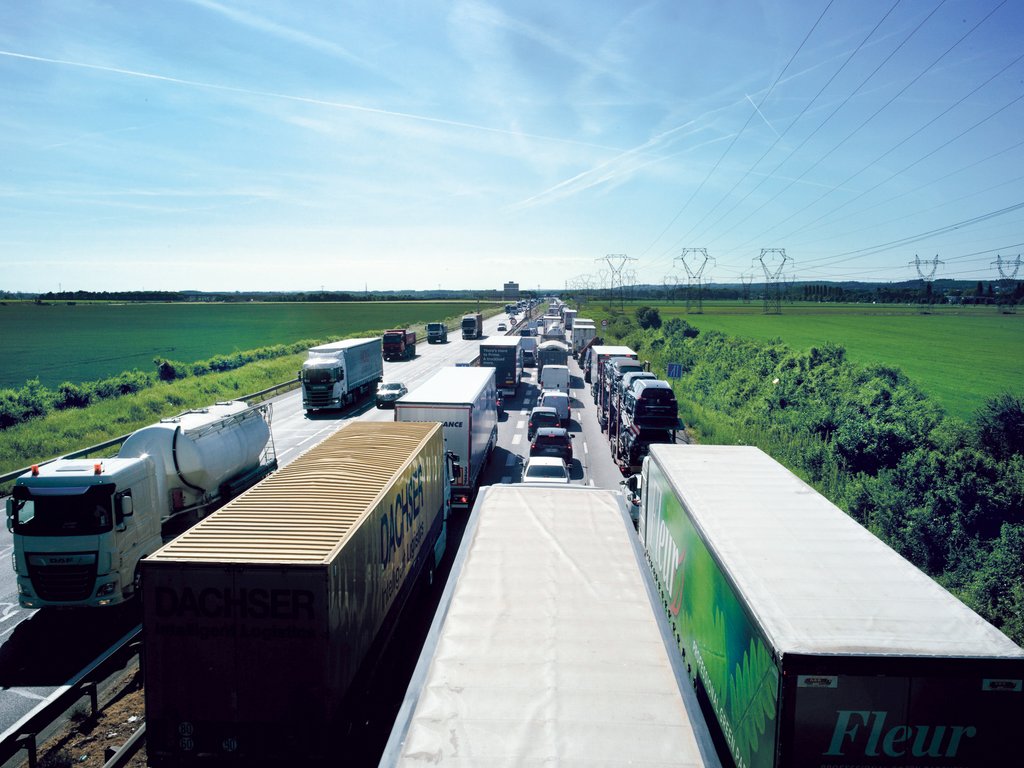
[7,457,163,607]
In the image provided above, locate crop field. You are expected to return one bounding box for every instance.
[584,300,1024,421]
[0,300,495,389]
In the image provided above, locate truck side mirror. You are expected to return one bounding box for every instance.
[5,499,13,533]
[121,495,134,518]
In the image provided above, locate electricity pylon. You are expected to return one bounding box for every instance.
[676,248,711,314]
[910,254,943,312]
[759,249,790,314]
[993,254,1021,314]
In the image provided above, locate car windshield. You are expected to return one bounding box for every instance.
[380,383,403,392]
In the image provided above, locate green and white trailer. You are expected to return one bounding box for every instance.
[636,444,1024,768]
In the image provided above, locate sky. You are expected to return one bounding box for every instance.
[2,0,1023,293]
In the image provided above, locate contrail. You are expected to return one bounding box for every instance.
[0,49,618,152]
[746,93,780,138]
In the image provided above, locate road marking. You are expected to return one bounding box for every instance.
[511,434,522,445]
[516,420,525,429]
[583,441,588,454]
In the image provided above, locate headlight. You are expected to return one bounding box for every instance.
[96,582,117,597]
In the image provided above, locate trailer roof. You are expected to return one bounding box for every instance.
[649,444,1024,659]
[479,335,521,347]
[147,421,439,565]
[398,366,494,405]
[383,485,717,766]
[308,337,379,354]
[590,345,636,357]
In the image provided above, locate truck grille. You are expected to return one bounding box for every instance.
[28,563,97,601]
[305,390,334,407]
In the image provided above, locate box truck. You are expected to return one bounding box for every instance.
[478,335,522,396]
[634,444,1024,768]
[6,401,276,609]
[382,328,417,361]
[143,421,452,767]
[300,337,384,413]
[379,484,722,767]
[395,367,497,511]
[571,319,596,357]
[460,312,483,340]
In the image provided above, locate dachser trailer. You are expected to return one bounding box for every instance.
[394,367,497,510]
[142,421,451,766]
[379,484,722,767]
[636,444,1024,768]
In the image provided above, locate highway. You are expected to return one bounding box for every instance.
[0,308,631,755]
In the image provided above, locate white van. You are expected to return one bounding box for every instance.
[539,389,571,426]
[539,364,570,394]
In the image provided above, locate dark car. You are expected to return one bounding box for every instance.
[527,406,560,438]
[530,427,573,464]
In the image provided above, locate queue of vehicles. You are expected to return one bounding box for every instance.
[9,299,1023,768]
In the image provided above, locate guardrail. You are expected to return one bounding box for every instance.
[0,628,142,768]
[0,378,300,491]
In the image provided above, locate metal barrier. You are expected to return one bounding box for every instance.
[0,628,142,768]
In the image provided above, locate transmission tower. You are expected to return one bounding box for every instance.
[758,248,790,314]
[663,274,679,304]
[740,272,754,304]
[676,248,711,314]
[993,254,1021,314]
[910,254,943,312]
[596,254,636,310]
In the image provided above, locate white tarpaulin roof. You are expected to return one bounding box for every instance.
[385,485,716,767]
[649,444,1024,659]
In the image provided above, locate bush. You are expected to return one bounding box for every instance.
[635,306,662,329]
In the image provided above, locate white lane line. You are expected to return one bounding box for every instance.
[511,434,522,445]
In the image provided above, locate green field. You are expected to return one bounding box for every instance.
[582,301,1024,421]
[0,300,496,389]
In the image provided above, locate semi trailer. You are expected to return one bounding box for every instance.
[394,367,497,511]
[460,312,483,340]
[143,421,452,766]
[6,400,276,609]
[379,484,721,767]
[300,337,384,413]
[478,335,522,396]
[633,444,1024,768]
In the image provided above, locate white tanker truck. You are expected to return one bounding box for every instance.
[6,400,276,609]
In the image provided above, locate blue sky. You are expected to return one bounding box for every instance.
[2,0,1022,292]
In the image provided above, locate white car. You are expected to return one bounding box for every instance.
[497,322,508,332]
[520,456,570,484]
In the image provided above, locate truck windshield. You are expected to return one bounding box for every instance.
[384,333,402,343]
[11,483,115,536]
[303,367,340,384]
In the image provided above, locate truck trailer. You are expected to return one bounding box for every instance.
[635,444,1024,768]
[571,319,596,357]
[394,367,497,511]
[478,335,522,396]
[379,484,722,767]
[143,421,451,766]
[460,312,483,340]
[535,338,569,374]
[6,401,276,609]
[300,337,384,413]
[382,328,417,361]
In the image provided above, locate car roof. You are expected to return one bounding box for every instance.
[525,456,567,468]
[540,390,568,398]
[534,427,569,438]
[530,406,558,415]
[633,379,673,393]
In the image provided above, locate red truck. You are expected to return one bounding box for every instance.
[382,328,416,361]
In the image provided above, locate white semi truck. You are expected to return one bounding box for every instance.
[394,367,497,511]
[300,337,384,413]
[380,484,721,767]
[6,401,276,609]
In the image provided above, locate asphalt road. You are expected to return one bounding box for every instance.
[0,307,633,762]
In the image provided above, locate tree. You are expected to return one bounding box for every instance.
[975,393,1024,461]
[635,306,662,329]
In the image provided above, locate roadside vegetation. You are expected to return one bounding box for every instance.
[597,306,1024,644]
